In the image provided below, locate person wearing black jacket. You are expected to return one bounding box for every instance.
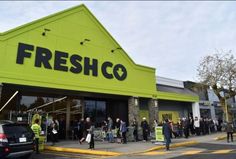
[132,118,139,141]
[189,117,195,135]
[141,117,149,141]
[86,118,95,149]
[78,118,84,143]
[50,118,59,146]
[162,119,172,151]
[116,118,121,139]
[182,117,189,138]
[200,118,204,135]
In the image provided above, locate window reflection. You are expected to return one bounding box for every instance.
[84,100,106,127]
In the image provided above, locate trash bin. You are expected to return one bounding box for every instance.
[38,136,46,151]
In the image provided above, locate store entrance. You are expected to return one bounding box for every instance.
[83,99,128,127]
[84,100,106,127]
[0,83,129,140]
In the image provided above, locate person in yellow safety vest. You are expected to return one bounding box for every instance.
[31,118,41,154]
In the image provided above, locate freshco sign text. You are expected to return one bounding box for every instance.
[16,43,127,81]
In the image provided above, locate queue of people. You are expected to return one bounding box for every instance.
[32,114,229,152]
[101,117,128,144]
[71,117,95,149]
[168,117,223,139]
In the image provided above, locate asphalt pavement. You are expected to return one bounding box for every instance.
[32,133,236,159]
[32,151,107,159]
[110,140,236,159]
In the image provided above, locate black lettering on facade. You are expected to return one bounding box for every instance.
[16,43,34,64]
[54,51,68,72]
[16,43,128,81]
[101,61,113,79]
[35,47,52,69]
[113,64,127,81]
[70,54,83,74]
[84,57,98,76]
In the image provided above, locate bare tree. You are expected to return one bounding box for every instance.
[197,50,236,122]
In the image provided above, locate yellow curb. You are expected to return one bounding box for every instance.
[45,146,121,156]
[215,134,236,141]
[146,140,198,152]
[45,140,198,156]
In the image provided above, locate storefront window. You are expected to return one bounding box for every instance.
[200,109,211,118]
[84,100,106,127]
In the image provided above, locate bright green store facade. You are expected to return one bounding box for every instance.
[0,5,199,137]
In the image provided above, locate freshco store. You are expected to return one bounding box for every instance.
[0,4,199,138]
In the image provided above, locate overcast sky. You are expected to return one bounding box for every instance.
[1,1,236,81]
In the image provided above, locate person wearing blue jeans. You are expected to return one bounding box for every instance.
[107,117,114,143]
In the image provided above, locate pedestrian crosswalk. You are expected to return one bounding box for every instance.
[140,149,236,156]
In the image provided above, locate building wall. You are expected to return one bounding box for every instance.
[156,76,184,88]
[158,100,192,123]
[0,5,157,99]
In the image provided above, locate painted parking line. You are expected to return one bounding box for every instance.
[182,150,203,155]
[141,151,170,155]
[211,149,234,154]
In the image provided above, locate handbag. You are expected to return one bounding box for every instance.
[85,133,91,143]
[52,129,58,134]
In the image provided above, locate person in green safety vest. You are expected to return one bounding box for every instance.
[31,118,41,154]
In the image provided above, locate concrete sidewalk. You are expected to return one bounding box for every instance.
[214,133,236,141]
[44,133,224,156]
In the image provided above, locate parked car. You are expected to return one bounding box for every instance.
[0,120,35,159]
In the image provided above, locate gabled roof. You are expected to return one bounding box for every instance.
[0,4,155,72]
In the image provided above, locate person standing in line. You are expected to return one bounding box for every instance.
[107,117,114,143]
[86,117,95,149]
[141,117,149,141]
[162,119,171,151]
[31,118,41,154]
[189,117,195,135]
[200,118,204,135]
[226,122,234,143]
[53,118,59,142]
[205,118,210,135]
[209,119,215,133]
[132,118,139,142]
[59,117,66,140]
[170,120,178,138]
[177,118,183,137]
[202,118,207,135]
[218,118,223,132]
[182,117,189,138]
[120,119,127,144]
[78,118,84,144]
[72,119,79,140]
[79,118,85,144]
[50,118,58,146]
[194,116,200,136]
[101,120,108,141]
[116,118,121,140]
